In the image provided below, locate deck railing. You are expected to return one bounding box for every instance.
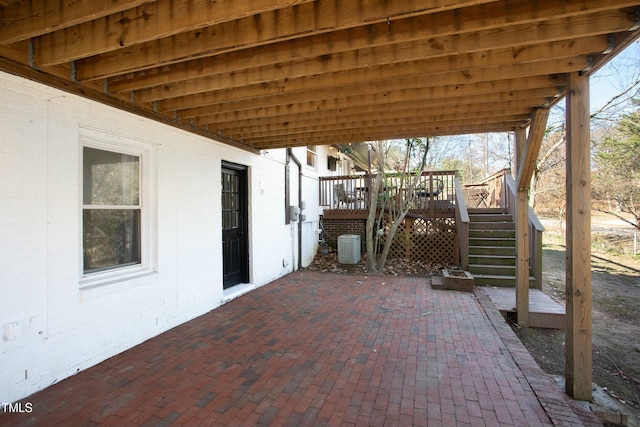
[319,170,458,212]
[461,168,510,209]
[465,169,544,289]
[502,172,544,290]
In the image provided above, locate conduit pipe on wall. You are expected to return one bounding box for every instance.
[286,148,303,270]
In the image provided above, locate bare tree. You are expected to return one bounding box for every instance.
[366,138,430,274]
[592,109,640,230]
[529,123,566,215]
[530,43,640,218]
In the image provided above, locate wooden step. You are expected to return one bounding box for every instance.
[481,287,565,329]
[469,245,516,256]
[469,229,516,239]
[470,221,515,230]
[468,207,508,215]
[473,274,516,287]
[469,254,516,266]
[469,264,516,277]
[469,213,514,223]
[469,237,516,247]
[473,274,537,287]
[466,206,533,292]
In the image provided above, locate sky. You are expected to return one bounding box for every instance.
[589,40,640,112]
[396,40,640,174]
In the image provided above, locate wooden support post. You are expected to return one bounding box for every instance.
[514,126,529,327]
[565,72,592,401]
[516,108,550,192]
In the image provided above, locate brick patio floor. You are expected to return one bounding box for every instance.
[0,272,600,427]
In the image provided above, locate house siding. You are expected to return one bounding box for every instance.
[0,72,323,403]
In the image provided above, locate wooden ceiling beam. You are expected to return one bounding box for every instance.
[76,0,497,80]
[32,0,494,68]
[75,0,630,80]
[2,1,636,149]
[195,86,561,127]
[31,0,319,66]
[107,8,630,95]
[241,114,525,141]
[137,36,601,104]
[248,121,521,148]
[220,108,533,140]
[205,100,544,132]
[247,125,514,148]
[152,57,581,112]
[586,26,640,76]
[0,0,150,44]
[175,74,563,119]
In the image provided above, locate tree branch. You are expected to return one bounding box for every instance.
[594,208,640,231]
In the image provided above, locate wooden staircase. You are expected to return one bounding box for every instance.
[468,207,536,287]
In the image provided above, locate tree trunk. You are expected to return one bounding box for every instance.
[365,138,429,273]
[377,214,402,271]
[366,171,384,274]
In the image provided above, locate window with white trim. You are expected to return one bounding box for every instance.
[80,130,155,285]
[306,146,317,168]
[83,147,141,273]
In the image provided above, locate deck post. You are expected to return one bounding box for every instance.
[565,72,592,400]
[514,126,529,327]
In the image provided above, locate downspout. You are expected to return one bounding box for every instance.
[287,148,303,270]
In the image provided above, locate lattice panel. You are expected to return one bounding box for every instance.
[381,217,458,265]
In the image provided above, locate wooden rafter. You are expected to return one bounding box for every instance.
[102,7,630,95]
[0,0,150,43]
[75,0,632,81]
[0,0,638,151]
[131,38,603,103]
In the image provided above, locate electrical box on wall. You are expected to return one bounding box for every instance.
[289,206,300,221]
[4,321,24,340]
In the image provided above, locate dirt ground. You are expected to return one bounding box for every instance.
[307,210,640,423]
[514,212,640,424]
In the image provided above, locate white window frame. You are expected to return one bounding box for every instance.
[79,128,157,288]
[306,145,317,169]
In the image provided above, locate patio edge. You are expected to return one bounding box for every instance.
[474,289,603,427]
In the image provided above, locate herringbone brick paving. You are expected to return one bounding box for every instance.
[0,272,594,426]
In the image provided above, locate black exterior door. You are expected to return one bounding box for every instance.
[221,164,249,289]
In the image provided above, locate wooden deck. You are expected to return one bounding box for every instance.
[481,286,566,329]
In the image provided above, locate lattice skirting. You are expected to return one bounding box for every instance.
[321,215,458,265]
[381,217,458,265]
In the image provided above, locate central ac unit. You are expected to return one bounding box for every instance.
[338,234,361,264]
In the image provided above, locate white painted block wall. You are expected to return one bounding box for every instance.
[0,72,323,403]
